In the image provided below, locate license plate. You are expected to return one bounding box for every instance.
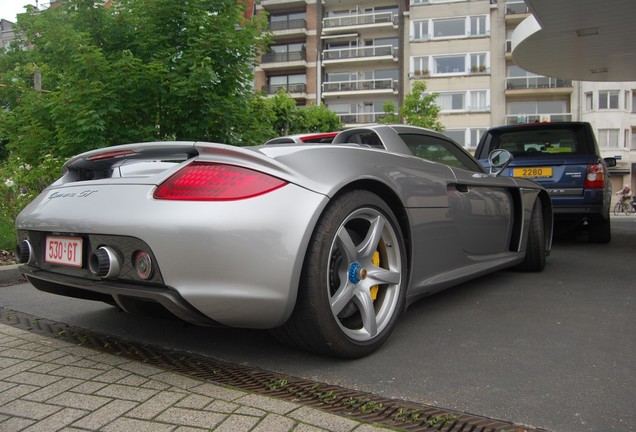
[45,236,83,267]
[512,167,553,178]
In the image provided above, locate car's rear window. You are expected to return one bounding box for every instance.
[490,128,583,157]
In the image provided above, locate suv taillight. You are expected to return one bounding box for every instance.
[584,162,606,189]
[154,162,287,201]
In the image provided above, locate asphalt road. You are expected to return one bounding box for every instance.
[1,216,635,432]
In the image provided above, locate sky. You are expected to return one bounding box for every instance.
[0,0,37,23]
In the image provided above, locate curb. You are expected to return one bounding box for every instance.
[0,264,23,284]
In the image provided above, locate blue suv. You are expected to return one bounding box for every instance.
[475,122,616,243]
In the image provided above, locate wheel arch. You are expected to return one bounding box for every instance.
[328,179,413,272]
[537,189,554,253]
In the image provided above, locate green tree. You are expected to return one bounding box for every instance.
[377,101,400,124]
[268,89,298,136]
[399,81,444,131]
[377,82,444,131]
[291,104,343,134]
[0,0,269,163]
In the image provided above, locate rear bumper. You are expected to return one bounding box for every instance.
[16,182,329,328]
[553,205,607,223]
[22,266,219,326]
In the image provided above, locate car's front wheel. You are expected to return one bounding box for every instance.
[273,190,407,358]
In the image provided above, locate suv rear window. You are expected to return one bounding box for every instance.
[489,128,584,157]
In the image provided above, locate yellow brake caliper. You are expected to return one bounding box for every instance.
[370,251,380,301]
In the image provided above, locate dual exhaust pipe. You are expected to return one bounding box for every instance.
[16,240,153,280]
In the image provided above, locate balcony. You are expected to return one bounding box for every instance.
[505,0,530,24]
[323,45,397,64]
[337,112,392,125]
[258,0,307,12]
[411,0,466,5]
[262,83,307,95]
[506,76,573,92]
[505,113,573,125]
[322,78,397,95]
[268,19,306,32]
[260,50,306,70]
[322,11,398,32]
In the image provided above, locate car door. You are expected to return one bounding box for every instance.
[448,167,515,255]
[401,132,515,255]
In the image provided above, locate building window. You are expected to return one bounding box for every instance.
[444,129,466,147]
[631,91,636,113]
[437,92,465,111]
[434,55,465,74]
[597,128,620,148]
[435,90,489,112]
[469,91,488,111]
[412,56,430,75]
[598,90,619,109]
[412,16,488,41]
[269,12,306,31]
[469,16,488,36]
[585,92,593,111]
[433,17,465,38]
[469,128,487,148]
[442,128,487,149]
[470,53,487,70]
[412,20,429,40]
[268,74,306,94]
[506,100,569,123]
[412,53,488,76]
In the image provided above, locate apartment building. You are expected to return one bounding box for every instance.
[319,0,403,126]
[254,0,321,105]
[256,0,404,126]
[256,0,634,187]
[0,19,16,51]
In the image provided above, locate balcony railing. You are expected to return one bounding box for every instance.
[337,112,391,124]
[506,76,572,90]
[262,83,307,95]
[323,11,397,29]
[505,0,530,14]
[323,78,397,93]
[268,19,306,32]
[323,45,397,61]
[261,50,306,63]
[506,113,573,125]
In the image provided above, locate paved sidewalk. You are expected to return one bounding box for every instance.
[0,323,395,432]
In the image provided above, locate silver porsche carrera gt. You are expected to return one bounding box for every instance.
[15,125,553,358]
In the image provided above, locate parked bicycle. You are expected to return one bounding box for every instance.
[613,196,635,215]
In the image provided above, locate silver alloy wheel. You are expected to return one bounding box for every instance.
[327,207,403,342]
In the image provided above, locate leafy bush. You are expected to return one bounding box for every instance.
[0,154,64,250]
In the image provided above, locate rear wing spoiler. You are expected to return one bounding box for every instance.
[62,142,199,181]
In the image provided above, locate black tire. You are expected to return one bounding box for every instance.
[516,199,546,272]
[613,202,621,216]
[272,190,407,358]
[588,214,611,243]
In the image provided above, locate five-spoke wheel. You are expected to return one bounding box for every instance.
[273,190,407,358]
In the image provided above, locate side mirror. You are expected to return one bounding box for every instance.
[604,157,617,168]
[488,149,512,177]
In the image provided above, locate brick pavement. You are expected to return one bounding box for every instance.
[0,323,396,432]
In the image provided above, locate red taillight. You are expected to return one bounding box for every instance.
[153,162,287,201]
[584,162,606,189]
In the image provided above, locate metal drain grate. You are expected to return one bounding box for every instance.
[0,307,547,432]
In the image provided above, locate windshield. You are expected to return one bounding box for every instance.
[491,128,582,156]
